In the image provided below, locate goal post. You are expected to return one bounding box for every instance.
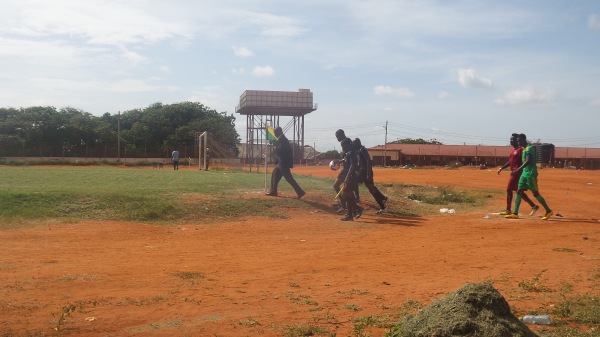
[197,131,208,171]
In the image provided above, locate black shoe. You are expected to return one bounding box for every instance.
[340,215,354,221]
[265,191,278,196]
[297,191,306,199]
[354,207,364,219]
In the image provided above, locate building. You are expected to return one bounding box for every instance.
[367,144,600,169]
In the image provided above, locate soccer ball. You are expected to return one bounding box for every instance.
[329,160,340,171]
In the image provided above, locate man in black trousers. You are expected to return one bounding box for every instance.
[266,126,306,199]
[353,138,388,214]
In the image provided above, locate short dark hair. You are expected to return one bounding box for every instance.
[335,129,345,141]
[352,138,362,147]
[519,133,527,141]
[511,133,519,138]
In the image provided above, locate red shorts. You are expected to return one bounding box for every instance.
[506,174,519,191]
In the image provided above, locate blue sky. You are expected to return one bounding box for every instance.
[1,0,599,151]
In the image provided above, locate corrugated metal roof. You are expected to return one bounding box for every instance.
[368,144,600,159]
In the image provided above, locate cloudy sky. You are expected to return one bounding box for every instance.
[1,0,599,150]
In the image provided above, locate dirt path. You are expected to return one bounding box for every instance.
[1,166,599,336]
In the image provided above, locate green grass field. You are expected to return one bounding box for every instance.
[0,166,330,228]
[0,166,493,229]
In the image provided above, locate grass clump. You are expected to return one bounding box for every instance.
[281,322,330,337]
[387,283,537,337]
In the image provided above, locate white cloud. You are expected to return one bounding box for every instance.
[7,1,193,46]
[438,91,453,99]
[373,85,415,98]
[588,14,600,31]
[248,12,308,37]
[232,46,253,57]
[457,68,493,89]
[232,67,246,75]
[252,65,275,77]
[589,98,600,106]
[120,47,148,65]
[494,86,557,106]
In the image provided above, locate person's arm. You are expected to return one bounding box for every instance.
[363,148,373,179]
[497,160,510,174]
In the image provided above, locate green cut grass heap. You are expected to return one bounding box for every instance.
[390,283,538,337]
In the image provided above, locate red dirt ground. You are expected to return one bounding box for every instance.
[1,166,599,336]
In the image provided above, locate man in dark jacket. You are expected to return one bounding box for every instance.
[338,137,363,221]
[353,138,388,214]
[266,126,305,199]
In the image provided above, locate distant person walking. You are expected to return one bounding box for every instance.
[266,127,305,199]
[353,138,388,214]
[171,149,180,170]
[505,134,553,220]
[497,133,538,216]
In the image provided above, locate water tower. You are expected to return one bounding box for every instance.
[235,89,317,170]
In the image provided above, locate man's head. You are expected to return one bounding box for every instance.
[335,129,346,142]
[274,126,283,138]
[510,133,519,148]
[341,137,352,152]
[518,133,527,147]
[352,138,362,148]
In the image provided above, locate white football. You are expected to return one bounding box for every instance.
[329,160,340,171]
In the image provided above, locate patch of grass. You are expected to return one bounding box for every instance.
[281,322,331,337]
[0,166,491,227]
[553,294,600,325]
[337,288,370,298]
[553,248,579,253]
[518,270,552,293]
[172,271,205,280]
[381,183,490,216]
[0,167,326,227]
[340,303,361,311]
[148,319,182,330]
[239,318,260,327]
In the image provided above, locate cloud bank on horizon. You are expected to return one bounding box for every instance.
[1,0,599,149]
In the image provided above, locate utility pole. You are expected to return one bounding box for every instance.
[117,111,121,162]
[383,120,388,167]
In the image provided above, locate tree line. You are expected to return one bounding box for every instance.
[0,102,240,159]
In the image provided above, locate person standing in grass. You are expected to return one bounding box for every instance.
[497,133,538,216]
[171,149,180,170]
[505,133,553,220]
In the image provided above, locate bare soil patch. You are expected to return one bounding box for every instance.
[1,166,599,336]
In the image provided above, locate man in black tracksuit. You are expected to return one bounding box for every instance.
[334,129,358,213]
[266,127,305,199]
[338,137,363,221]
[353,138,388,214]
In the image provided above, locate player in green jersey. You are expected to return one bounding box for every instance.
[505,134,553,220]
